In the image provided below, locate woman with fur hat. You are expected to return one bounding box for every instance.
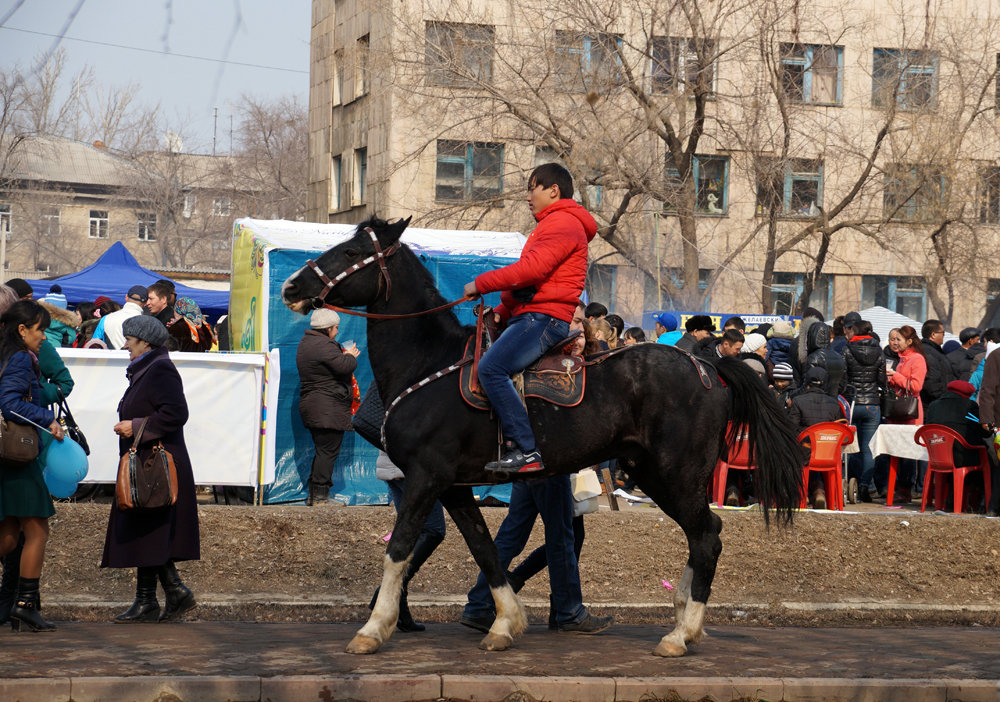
[296,308,361,505]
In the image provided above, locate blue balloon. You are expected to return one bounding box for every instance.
[43,437,89,484]
[43,468,77,499]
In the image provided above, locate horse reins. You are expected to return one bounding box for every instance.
[305,226,400,308]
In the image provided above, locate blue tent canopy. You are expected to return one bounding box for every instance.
[23,242,229,319]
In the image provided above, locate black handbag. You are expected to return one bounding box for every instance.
[0,358,41,467]
[55,388,89,456]
[882,381,919,421]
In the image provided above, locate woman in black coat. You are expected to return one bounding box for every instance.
[296,308,360,505]
[101,315,200,623]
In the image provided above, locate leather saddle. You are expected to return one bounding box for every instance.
[459,332,587,410]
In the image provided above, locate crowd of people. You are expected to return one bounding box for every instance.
[0,279,203,633]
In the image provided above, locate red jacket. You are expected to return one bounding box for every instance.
[474,199,597,323]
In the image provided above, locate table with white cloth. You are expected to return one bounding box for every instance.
[868,424,927,505]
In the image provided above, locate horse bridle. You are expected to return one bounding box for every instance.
[305,226,400,308]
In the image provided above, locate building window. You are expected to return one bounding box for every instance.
[331,154,342,211]
[356,35,369,98]
[554,31,623,91]
[434,140,504,202]
[41,206,60,235]
[872,48,937,109]
[755,158,823,218]
[89,209,109,239]
[137,213,156,241]
[0,203,10,236]
[862,275,926,319]
[650,37,716,95]
[978,166,1000,224]
[425,22,494,87]
[183,194,196,218]
[534,145,602,207]
[642,267,712,312]
[769,272,832,318]
[664,155,729,214]
[780,44,842,105]
[883,164,944,221]
[212,198,232,217]
[353,148,367,205]
[333,50,344,105]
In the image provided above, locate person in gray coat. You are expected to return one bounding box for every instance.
[296,308,360,505]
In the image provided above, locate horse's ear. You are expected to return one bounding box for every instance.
[381,216,411,246]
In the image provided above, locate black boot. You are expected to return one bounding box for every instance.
[396,531,444,633]
[9,577,56,632]
[115,567,160,623]
[0,535,23,625]
[307,482,329,506]
[157,562,196,622]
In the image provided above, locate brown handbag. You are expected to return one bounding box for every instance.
[116,417,179,511]
[0,358,41,467]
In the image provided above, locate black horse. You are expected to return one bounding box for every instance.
[281,216,804,657]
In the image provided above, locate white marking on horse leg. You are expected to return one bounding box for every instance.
[356,555,408,645]
[479,584,526,650]
[656,597,706,657]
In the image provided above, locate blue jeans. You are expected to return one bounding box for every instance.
[477,312,570,452]
[848,404,881,490]
[462,475,586,627]
[387,479,446,541]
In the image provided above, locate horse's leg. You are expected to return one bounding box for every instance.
[346,480,438,654]
[439,485,528,651]
[630,459,722,658]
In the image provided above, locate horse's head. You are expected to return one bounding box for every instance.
[281,215,412,313]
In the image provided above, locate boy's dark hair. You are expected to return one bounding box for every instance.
[921,319,943,339]
[723,316,745,332]
[721,329,745,345]
[604,314,624,337]
[585,302,607,319]
[529,162,574,200]
[983,328,1000,344]
[148,279,176,304]
[624,327,646,343]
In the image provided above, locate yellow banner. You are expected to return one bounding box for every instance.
[229,221,267,353]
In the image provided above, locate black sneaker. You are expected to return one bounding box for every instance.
[557,613,613,635]
[485,448,544,474]
[460,613,495,633]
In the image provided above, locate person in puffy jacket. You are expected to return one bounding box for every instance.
[788,367,843,508]
[795,317,845,397]
[839,320,886,502]
[463,162,596,475]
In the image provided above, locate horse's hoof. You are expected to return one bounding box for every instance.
[653,639,687,657]
[345,634,381,654]
[479,632,513,651]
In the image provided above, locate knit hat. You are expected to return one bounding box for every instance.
[772,362,794,381]
[942,340,961,355]
[310,308,340,330]
[946,380,975,399]
[652,312,678,332]
[122,315,169,347]
[742,333,767,354]
[768,320,796,339]
[94,295,112,307]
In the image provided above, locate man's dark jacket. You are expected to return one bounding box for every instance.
[924,391,991,467]
[947,342,985,382]
[788,368,843,429]
[920,338,957,406]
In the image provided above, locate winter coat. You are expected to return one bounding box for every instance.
[167,318,214,353]
[101,344,200,568]
[976,346,1000,427]
[657,330,683,346]
[920,338,956,407]
[101,301,145,350]
[675,332,702,353]
[474,199,597,324]
[796,319,845,397]
[39,300,79,348]
[887,347,927,425]
[296,329,357,431]
[947,342,984,382]
[0,350,55,438]
[36,339,74,406]
[766,337,794,368]
[840,335,886,406]
[924,391,991,467]
[788,386,843,430]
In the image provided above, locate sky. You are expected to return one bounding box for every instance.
[0,0,311,153]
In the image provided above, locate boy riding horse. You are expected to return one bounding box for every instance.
[463,163,597,474]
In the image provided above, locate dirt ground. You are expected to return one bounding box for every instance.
[39,496,1000,628]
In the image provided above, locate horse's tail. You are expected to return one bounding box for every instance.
[714,356,805,526]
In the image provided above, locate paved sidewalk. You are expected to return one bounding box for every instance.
[1,622,998,701]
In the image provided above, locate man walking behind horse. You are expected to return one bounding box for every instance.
[463,162,597,474]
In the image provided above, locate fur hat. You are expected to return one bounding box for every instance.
[122,315,169,347]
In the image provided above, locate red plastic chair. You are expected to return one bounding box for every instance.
[914,425,993,514]
[797,422,855,511]
[712,425,755,506]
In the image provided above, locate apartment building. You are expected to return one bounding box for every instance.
[308,0,1000,329]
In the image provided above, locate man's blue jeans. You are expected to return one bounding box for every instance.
[847,404,882,490]
[387,478,446,541]
[477,312,570,452]
[462,475,586,627]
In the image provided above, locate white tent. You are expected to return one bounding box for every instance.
[857,306,959,347]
